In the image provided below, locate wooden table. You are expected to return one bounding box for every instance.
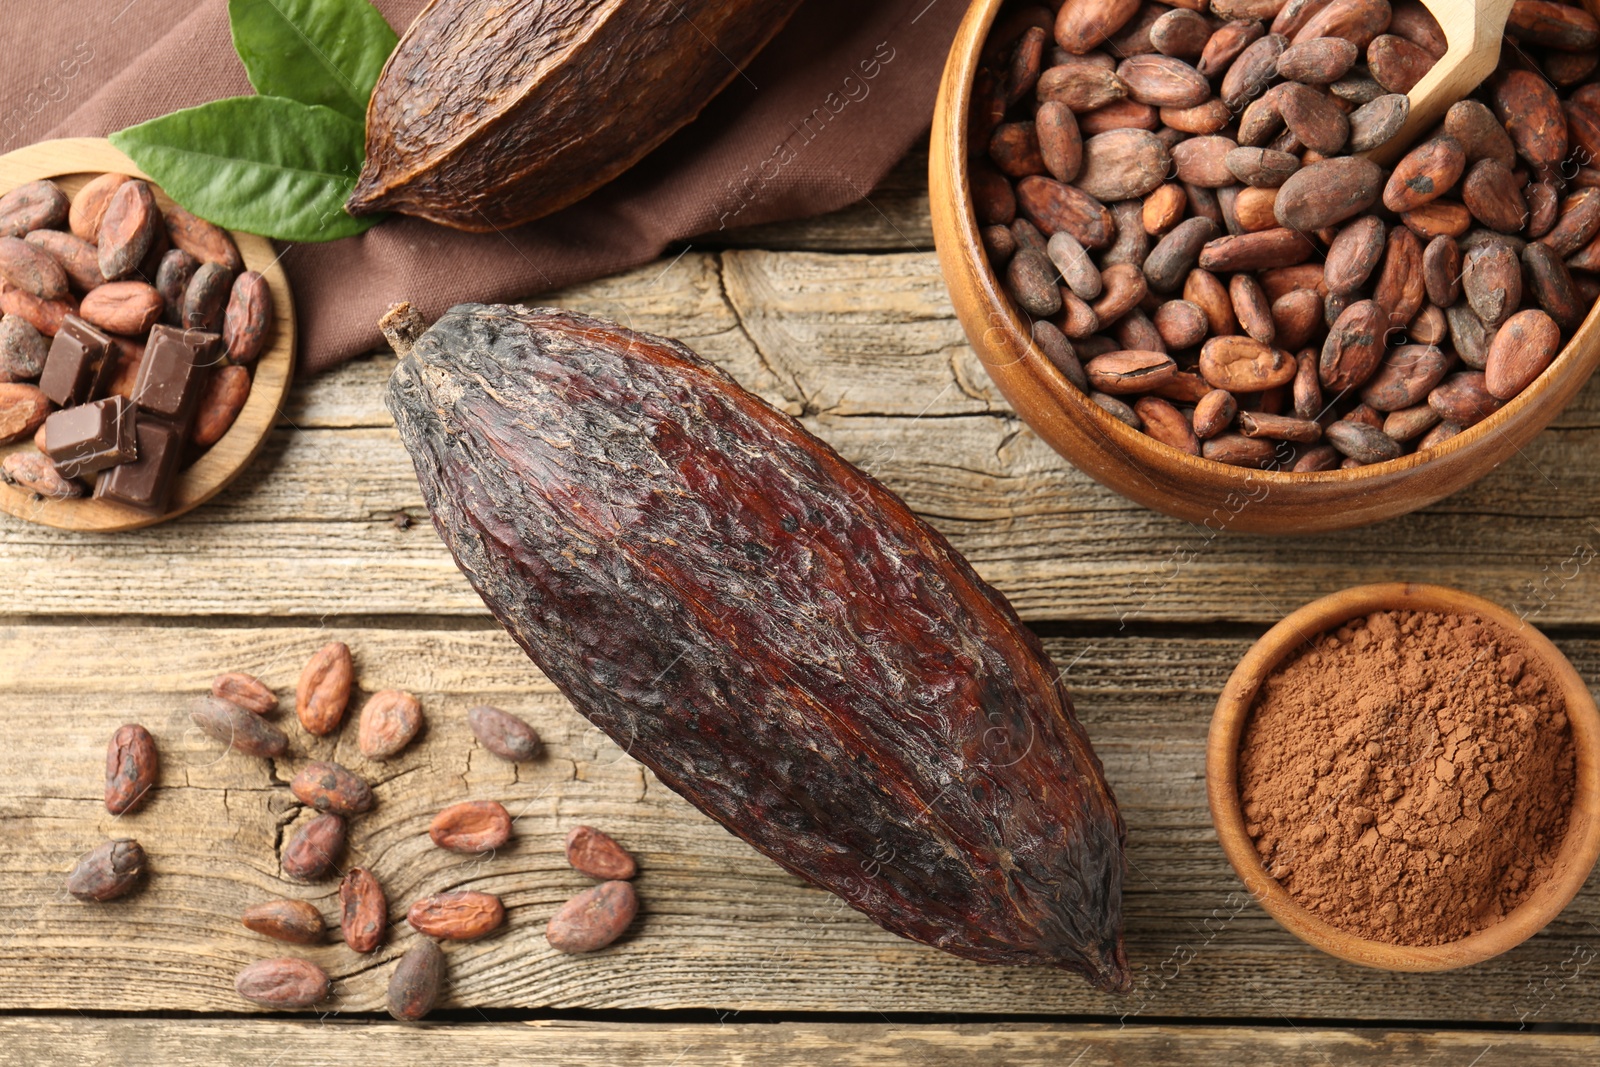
[4,144,1600,1063]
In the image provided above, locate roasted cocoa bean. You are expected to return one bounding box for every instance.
[1085,349,1177,393]
[1383,136,1466,214]
[1522,242,1585,332]
[1320,299,1386,390]
[1367,34,1435,94]
[467,705,544,762]
[79,281,162,336]
[96,180,158,281]
[1116,54,1211,109]
[1279,82,1348,153]
[282,813,347,882]
[1036,61,1129,113]
[1346,92,1410,152]
[1005,249,1063,317]
[66,839,146,902]
[1274,156,1382,230]
[1324,215,1386,294]
[1277,36,1359,83]
[1153,299,1208,349]
[181,262,231,332]
[105,723,158,815]
[1202,432,1280,467]
[1144,216,1219,292]
[546,880,638,954]
[1076,129,1171,202]
[1198,228,1316,271]
[0,236,69,300]
[211,672,277,715]
[1461,240,1523,326]
[430,800,512,853]
[566,825,638,880]
[1422,235,1461,306]
[1493,70,1567,177]
[235,959,330,1009]
[1485,308,1561,399]
[242,898,325,944]
[69,174,132,242]
[1230,273,1276,343]
[1192,388,1238,438]
[387,939,446,1022]
[357,689,424,761]
[1015,176,1114,247]
[1091,263,1149,323]
[1429,371,1505,426]
[1239,410,1322,442]
[340,867,388,953]
[189,695,289,757]
[1199,335,1297,391]
[1324,418,1402,463]
[1359,343,1453,411]
[1171,135,1239,188]
[25,230,104,293]
[1133,395,1200,453]
[154,249,199,327]
[1461,159,1528,233]
[1035,101,1084,182]
[1444,99,1517,168]
[291,761,374,816]
[0,180,69,238]
[296,641,353,736]
[407,891,506,941]
[1371,225,1425,326]
[1383,403,1442,442]
[192,365,251,448]
[1,452,81,499]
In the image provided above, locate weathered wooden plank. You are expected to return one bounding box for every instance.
[2,624,1597,1020]
[2,1017,1595,1067]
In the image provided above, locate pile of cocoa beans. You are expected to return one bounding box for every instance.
[68,640,641,1019]
[971,0,1600,471]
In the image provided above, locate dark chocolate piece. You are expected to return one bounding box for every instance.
[132,324,218,430]
[94,418,182,512]
[43,395,138,478]
[38,315,114,407]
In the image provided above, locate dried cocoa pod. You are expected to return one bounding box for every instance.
[430,800,512,853]
[467,705,543,762]
[386,303,1130,989]
[1016,176,1115,248]
[1274,156,1383,230]
[1429,371,1505,426]
[0,314,48,381]
[212,672,276,715]
[242,898,325,944]
[0,237,69,300]
[1133,395,1200,453]
[546,880,638,954]
[181,262,231,333]
[1324,419,1402,463]
[282,813,347,882]
[66,839,147,902]
[0,180,69,238]
[80,281,162,336]
[1485,308,1561,399]
[25,230,104,294]
[566,825,637,880]
[407,891,506,941]
[1359,343,1453,411]
[1321,299,1386,390]
[340,867,388,954]
[235,959,330,1009]
[291,761,374,816]
[190,695,288,757]
[1,452,82,499]
[97,180,158,281]
[0,383,48,445]
[1199,335,1297,392]
[105,723,158,816]
[351,0,806,229]
[69,174,132,242]
[221,271,273,366]
[192,365,251,448]
[387,940,446,1022]
[357,689,423,761]
[296,641,353,736]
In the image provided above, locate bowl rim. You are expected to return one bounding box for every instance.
[931,0,1600,487]
[1205,581,1600,971]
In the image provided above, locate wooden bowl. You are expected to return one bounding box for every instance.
[1206,582,1600,970]
[0,138,294,531]
[928,0,1600,534]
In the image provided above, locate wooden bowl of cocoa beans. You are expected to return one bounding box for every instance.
[929,0,1600,533]
[0,137,294,532]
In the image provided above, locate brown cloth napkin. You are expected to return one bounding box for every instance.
[1,0,964,373]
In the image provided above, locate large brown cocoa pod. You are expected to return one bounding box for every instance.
[349,0,806,229]
[384,304,1129,991]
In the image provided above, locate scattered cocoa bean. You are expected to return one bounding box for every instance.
[296,641,353,736]
[546,880,638,954]
[407,891,506,941]
[105,723,158,816]
[340,867,388,954]
[235,958,330,1009]
[566,826,638,881]
[467,705,544,763]
[387,939,446,1022]
[357,689,424,761]
[430,800,512,853]
[243,898,325,944]
[164,202,243,272]
[66,839,147,902]
[282,813,347,882]
[211,672,277,715]
[291,760,374,816]
[190,695,289,756]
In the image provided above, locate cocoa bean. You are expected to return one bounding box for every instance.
[1277,37,1359,83]
[1153,299,1208,348]
[1016,176,1114,247]
[1230,273,1276,343]
[1409,303,1447,346]
[192,364,251,448]
[1274,156,1383,230]
[164,202,244,272]
[1,452,81,499]
[0,180,69,238]
[1055,0,1142,54]
[0,382,47,446]
[97,180,158,281]
[1199,335,1297,391]
[1035,102,1084,182]
[1047,232,1102,300]
[1091,262,1149,323]
[971,160,1016,226]
[0,287,76,336]
[0,313,47,382]
[1383,136,1465,214]
[980,225,1015,264]
[189,695,289,757]
[1198,228,1316,271]
[1422,235,1461,306]
[1506,0,1600,51]
[1371,225,1425,326]
[1004,26,1048,106]
[105,723,158,816]
[1192,388,1238,438]
[1005,249,1063,317]
[242,898,325,944]
[1034,319,1089,390]
[387,940,446,1022]
[211,672,276,715]
[291,761,374,816]
[217,271,273,366]
[1061,289,1101,338]
[1103,200,1151,269]
[1359,343,1453,411]
[235,959,330,1009]
[1292,0,1393,50]
[1399,200,1470,240]
[1202,432,1281,466]
[1113,308,1165,353]
[546,881,638,954]
[340,867,388,954]
[1493,70,1567,177]
[1092,391,1142,428]
[1320,299,1386,389]
[296,641,353,736]
[1220,33,1288,109]
[1461,159,1528,234]
[1085,349,1176,393]
[1279,82,1349,153]
[66,839,147,902]
[1239,84,1291,147]
[1226,147,1301,188]
[1429,371,1505,425]
[0,237,68,300]
[566,825,638,880]
[69,174,133,242]
[181,262,231,332]
[1200,19,1267,80]
[1235,186,1281,230]
[1144,216,1219,291]
[1389,0,1447,56]
[1324,215,1386,294]
[1522,242,1585,332]
[1117,54,1210,108]
[1036,62,1128,112]
[430,800,513,853]
[1444,99,1518,169]
[467,705,545,763]
[1565,100,1600,168]
[282,813,347,882]
[1162,98,1233,134]
[1485,308,1561,399]
[1325,418,1402,463]
[79,281,162,336]
[1150,8,1212,58]
[1539,188,1600,257]
[1292,346,1323,418]
[1447,304,1493,369]
[24,230,104,293]
[1133,395,1200,453]
[1292,444,1342,471]
[990,121,1046,179]
[1185,268,1239,335]
[154,249,199,327]
[407,891,506,941]
[1076,129,1171,201]
[1171,135,1240,188]
[1462,240,1523,327]
[1419,420,1466,449]
[1152,370,1213,403]
[1346,93,1409,152]
[1367,34,1435,94]
[1382,403,1442,442]
[357,689,423,761]
[1239,410,1323,441]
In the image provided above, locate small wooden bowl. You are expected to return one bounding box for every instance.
[928,0,1600,534]
[1206,582,1600,970]
[0,137,294,532]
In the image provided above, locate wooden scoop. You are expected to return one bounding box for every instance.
[1364,0,1517,166]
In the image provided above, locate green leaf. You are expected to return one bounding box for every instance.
[111,96,384,243]
[228,0,398,122]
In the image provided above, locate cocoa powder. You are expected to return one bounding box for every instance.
[1238,610,1575,945]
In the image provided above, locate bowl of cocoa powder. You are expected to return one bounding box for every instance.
[1207,582,1600,970]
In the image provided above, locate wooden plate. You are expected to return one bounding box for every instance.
[0,137,294,531]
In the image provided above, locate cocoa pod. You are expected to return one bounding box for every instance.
[1133,395,1200,454]
[340,867,388,954]
[296,641,353,736]
[1359,343,1453,411]
[0,314,48,381]
[1274,157,1383,230]
[291,761,374,816]
[1036,101,1084,183]
[1056,0,1142,54]
[221,271,273,366]
[1485,308,1561,399]
[1347,92,1410,152]
[1493,70,1567,177]
[350,0,807,228]
[69,174,132,242]
[1192,388,1238,438]
[242,898,325,944]
[407,891,506,941]
[1277,36,1359,83]
[1200,335,1298,392]
[1198,228,1316,272]
[235,959,330,1009]
[212,672,277,715]
[25,230,104,293]
[1075,130,1171,201]
[105,723,158,816]
[0,383,49,444]
[1422,235,1461,306]
[1279,82,1349,153]
[1324,419,1402,463]
[0,180,69,238]
[1085,349,1177,393]
[386,304,1130,988]
[0,287,76,336]
[1016,176,1115,247]
[1462,240,1523,327]
[1202,432,1281,466]
[467,705,543,762]
[1367,33,1434,94]
[1324,215,1386,294]
[282,813,347,882]
[1,452,81,499]
[1429,371,1505,425]
[189,695,289,757]
[182,262,231,332]
[358,689,424,761]
[0,237,69,300]
[192,364,251,448]
[1383,136,1465,214]
[66,839,147,902]
[79,281,162,336]
[566,825,638,880]
[546,880,638,954]
[1320,299,1386,389]
[1239,411,1323,442]
[1444,99,1518,168]
[430,800,512,853]
[387,940,446,1022]
[97,180,157,281]
[154,249,199,328]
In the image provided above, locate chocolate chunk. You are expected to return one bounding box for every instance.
[38,315,114,407]
[94,418,182,512]
[43,395,137,478]
[132,324,219,430]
